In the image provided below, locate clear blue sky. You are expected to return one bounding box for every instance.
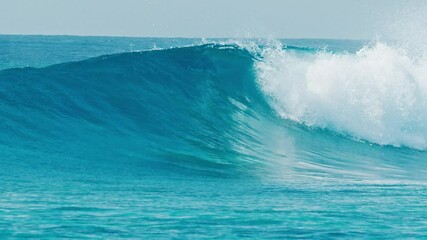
[0,0,423,39]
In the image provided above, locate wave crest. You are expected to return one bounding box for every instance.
[255,42,427,149]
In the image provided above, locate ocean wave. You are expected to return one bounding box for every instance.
[1,42,427,180]
[2,42,427,152]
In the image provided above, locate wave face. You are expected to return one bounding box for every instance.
[0,44,281,178]
[2,38,427,239]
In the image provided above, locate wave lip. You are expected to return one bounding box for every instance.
[255,42,427,150]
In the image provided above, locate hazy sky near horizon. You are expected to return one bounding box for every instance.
[0,0,424,39]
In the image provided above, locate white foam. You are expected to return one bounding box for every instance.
[255,42,427,149]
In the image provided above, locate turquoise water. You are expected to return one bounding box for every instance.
[1,35,427,239]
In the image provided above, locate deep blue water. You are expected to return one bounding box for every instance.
[1,35,427,239]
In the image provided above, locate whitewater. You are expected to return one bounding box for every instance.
[1,35,427,239]
[256,41,427,149]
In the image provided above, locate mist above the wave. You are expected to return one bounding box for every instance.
[379,1,427,60]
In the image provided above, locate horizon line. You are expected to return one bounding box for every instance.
[0,33,368,42]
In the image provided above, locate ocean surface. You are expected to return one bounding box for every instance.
[1,35,427,239]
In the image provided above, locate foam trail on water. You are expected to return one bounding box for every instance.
[255,42,427,149]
